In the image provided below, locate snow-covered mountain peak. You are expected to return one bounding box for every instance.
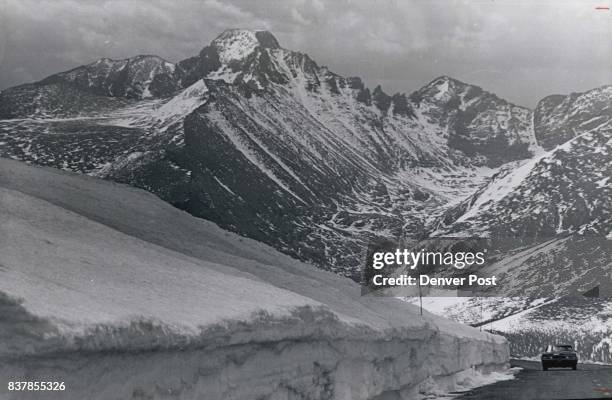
[211,29,281,64]
[415,75,493,109]
[419,75,469,97]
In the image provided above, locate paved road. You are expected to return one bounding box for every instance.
[457,360,612,400]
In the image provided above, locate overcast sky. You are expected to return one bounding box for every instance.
[1,0,612,107]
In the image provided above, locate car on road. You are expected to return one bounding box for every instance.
[541,344,578,370]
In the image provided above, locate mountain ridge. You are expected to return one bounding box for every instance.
[0,28,607,281]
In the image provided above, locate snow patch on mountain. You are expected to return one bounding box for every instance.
[153,79,208,130]
[453,154,548,225]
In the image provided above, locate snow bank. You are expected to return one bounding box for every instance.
[0,159,509,399]
[416,366,519,399]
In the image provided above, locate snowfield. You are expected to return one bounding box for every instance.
[0,159,509,400]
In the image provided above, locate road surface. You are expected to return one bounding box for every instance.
[457,360,612,400]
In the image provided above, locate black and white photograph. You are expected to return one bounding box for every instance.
[0,1,611,399]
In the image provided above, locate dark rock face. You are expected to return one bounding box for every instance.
[255,31,281,48]
[391,93,415,118]
[176,46,222,89]
[372,85,392,113]
[534,86,612,150]
[182,97,310,254]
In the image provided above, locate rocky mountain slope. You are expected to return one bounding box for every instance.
[0,158,509,400]
[429,108,611,299]
[414,76,535,165]
[534,85,612,150]
[0,29,537,277]
[416,82,612,346]
[435,127,611,239]
[418,297,612,364]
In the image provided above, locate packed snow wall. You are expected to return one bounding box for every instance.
[1,298,508,400]
[0,159,509,399]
